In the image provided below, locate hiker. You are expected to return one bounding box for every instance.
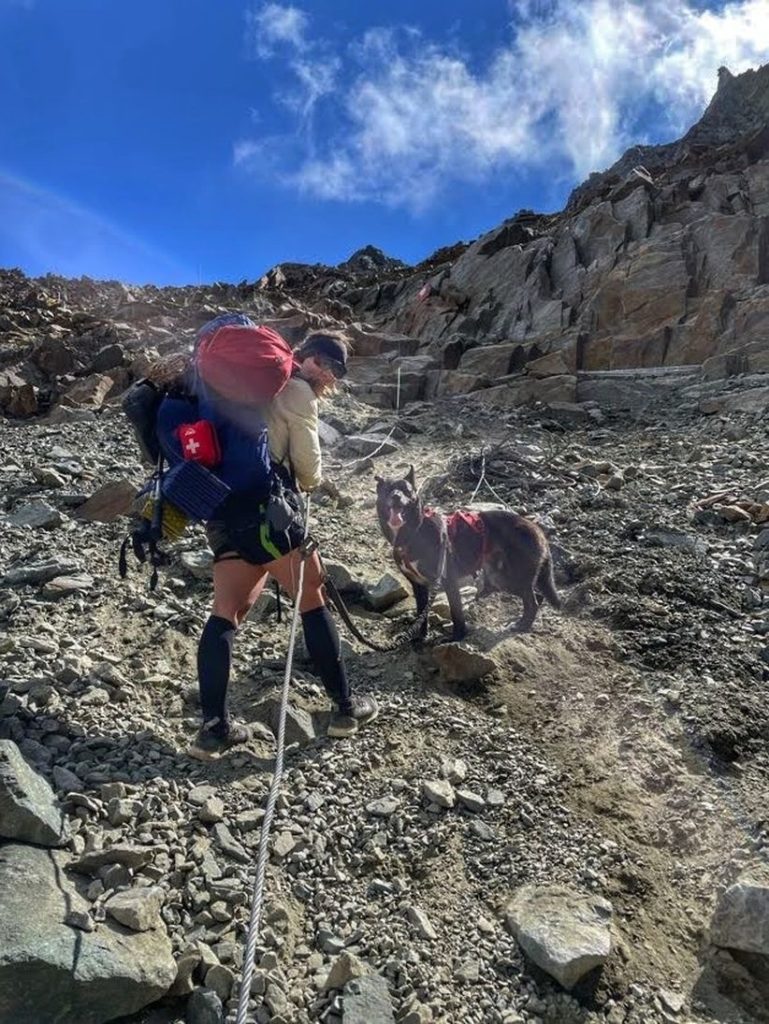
[192,330,379,758]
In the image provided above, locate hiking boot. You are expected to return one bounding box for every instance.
[327,695,379,739]
[189,719,251,760]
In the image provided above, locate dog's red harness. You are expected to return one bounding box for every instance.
[425,508,488,575]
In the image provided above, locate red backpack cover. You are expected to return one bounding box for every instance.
[195,317,295,405]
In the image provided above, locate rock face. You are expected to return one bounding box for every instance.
[0,739,69,846]
[0,844,176,1024]
[3,67,769,424]
[505,884,613,990]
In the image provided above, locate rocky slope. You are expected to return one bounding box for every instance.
[2,58,769,1024]
[3,362,769,1024]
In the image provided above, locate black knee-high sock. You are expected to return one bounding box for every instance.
[301,606,352,713]
[197,614,236,733]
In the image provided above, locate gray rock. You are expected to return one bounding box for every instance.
[505,884,613,989]
[212,823,249,863]
[431,644,497,683]
[406,906,437,940]
[198,797,225,824]
[181,550,215,580]
[204,963,235,1001]
[251,695,316,746]
[0,740,69,846]
[42,574,95,598]
[422,779,456,809]
[186,986,224,1024]
[364,573,409,611]
[324,951,367,992]
[2,558,81,587]
[52,764,84,794]
[344,433,399,457]
[456,789,486,812]
[105,886,163,931]
[272,831,297,860]
[366,797,400,817]
[710,870,769,955]
[6,500,64,529]
[70,845,154,874]
[342,974,395,1023]
[0,844,176,1024]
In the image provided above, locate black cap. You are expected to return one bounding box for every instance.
[304,333,348,378]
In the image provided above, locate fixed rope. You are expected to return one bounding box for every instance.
[235,496,312,1024]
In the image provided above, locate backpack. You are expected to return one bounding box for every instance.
[119,313,296,588]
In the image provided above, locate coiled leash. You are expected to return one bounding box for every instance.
[235,496,311,1024]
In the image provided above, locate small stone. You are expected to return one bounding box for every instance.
[324,951,367,992]
[431,644,497,682]
[105,886,163,932]
[186,986,223,1024]
[441,758,467,784]
[65,909,95,932]
[470,821,496,841]
[272,831,297,860]
[212,823,249,863]
[405,906,437,941]
[366,797,400,817]
[456,789,485,813]
[422,779,455,809]
[204,963,235,1001]
[365,574,408,612]
[198,797,225,824]
[6,500,64,529]
[189,784,217,806]
[454,958,480,983]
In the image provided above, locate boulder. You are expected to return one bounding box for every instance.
[0,740,69,847]
[105,887,164,932]
[58,373,113,410]
[505,884,612,989]
[73,480,139,523]
[0,843,176,1024]
[710,870,769,956]
[342,975,396,1023]
[431,643,497,682]
[31,337,76,376]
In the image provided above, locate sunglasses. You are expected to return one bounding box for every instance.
[316,355,347,379]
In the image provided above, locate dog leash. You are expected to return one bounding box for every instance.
[316,518,450,653]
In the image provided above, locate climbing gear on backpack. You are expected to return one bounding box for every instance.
[119,313,299,589]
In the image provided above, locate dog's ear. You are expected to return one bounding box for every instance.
[406,464,416,489]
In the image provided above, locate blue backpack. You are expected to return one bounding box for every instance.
[119,313,295,588]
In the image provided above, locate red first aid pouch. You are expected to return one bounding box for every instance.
[176,420,221,469]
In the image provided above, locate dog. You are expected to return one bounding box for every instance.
[375,467,561,640]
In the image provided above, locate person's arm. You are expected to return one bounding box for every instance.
[279,380,322,491]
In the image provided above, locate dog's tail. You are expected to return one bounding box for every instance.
[537,556,562,609]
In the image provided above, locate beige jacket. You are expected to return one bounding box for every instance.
[265,377,322,491]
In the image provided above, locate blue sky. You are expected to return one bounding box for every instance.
[1,0,768,286]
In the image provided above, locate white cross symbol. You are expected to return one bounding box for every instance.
[184,437,201,455]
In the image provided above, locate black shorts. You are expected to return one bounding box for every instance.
[206,497,304,566]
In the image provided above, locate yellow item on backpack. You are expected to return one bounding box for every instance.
[141,497,188,541]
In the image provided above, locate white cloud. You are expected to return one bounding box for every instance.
[245,2,309,58]
[239,0,769,209]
